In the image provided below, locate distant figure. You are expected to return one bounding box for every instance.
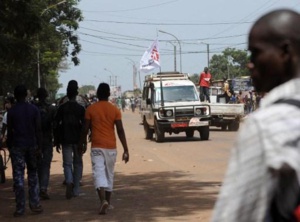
[116,97,122,110]
[121,97,126,112]
[236,90,244,104]
[79,83,129,215]
[198,67,211,102]
[54,80,85,199]
[212,9,300,222]
[130,96,136,112]
[217,77,231,103]
[7,85,43,217]
[34,88,56,200]
[244,91,253,114]
[0,114,3,138]
[0,96,15,146]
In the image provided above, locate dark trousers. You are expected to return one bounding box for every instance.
[217,93,230,103]
[200,86,210,102]
[38,142,53,192]
[11,146,40,212]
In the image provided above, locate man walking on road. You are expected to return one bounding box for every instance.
[79,83,129,215]
[212,9,300,222]
[35,88,56,200]
[7,85,43,217]
[199,67,211,102]
[54,80,85,199]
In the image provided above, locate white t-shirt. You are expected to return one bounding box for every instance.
[2,112,7,125]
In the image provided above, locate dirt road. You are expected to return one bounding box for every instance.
[0,110,236,222]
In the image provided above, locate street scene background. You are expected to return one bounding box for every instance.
[0,110,235,222]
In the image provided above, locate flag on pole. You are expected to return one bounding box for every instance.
[139,39,160,73]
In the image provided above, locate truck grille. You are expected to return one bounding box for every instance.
[175,107,194,117]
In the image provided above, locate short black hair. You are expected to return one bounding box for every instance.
[67,80,78,89]
[67,80,78,99]
[36,87,48,100]
[14,85,27,100]
[97,83,110,99]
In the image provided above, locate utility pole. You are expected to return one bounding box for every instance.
[159,30,182,72]
[165,41,177,72]
[105,68,118,97]
[125,58,138,90]
[198,42,210,68]
[206,44,210,68]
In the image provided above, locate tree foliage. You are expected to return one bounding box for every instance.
[209,48,250,80]
[0,0,82,98]
[189,73,199,85]
[79,85,96,96]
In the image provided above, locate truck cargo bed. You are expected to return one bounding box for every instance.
[209,103,244,116]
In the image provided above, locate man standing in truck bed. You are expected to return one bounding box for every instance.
[199,67,212,103]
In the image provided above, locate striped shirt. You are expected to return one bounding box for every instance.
[211,78,300,222]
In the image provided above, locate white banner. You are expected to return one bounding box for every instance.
[139,39,160,73]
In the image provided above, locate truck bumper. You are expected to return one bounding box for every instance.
[157,118,210,132]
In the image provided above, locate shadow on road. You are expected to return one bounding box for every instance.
[0,171,219,221]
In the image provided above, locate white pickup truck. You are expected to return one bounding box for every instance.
[140,72,211,142]
[208,86,244,131]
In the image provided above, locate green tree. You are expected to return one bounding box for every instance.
[209,48,250,81]
[0,0,82,96]
[134,88,142,97]
[189,73,199,85]
[79,85,96,96]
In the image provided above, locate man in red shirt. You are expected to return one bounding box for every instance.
[199,67,212,102]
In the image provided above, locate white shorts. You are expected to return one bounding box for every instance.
[90,148,117,192]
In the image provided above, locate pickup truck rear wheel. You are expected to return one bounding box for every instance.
[185,130,194,138]
[221,124,227,131]
[154,119,164,142]
[199,126,209,140]
[143,119,153,140]
[228,122,239,131]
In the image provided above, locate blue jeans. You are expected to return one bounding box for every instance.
[62,144,83,196]
[11,146,40,212]
[38,142,53,191]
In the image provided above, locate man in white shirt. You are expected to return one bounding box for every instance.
[212,9,300,222]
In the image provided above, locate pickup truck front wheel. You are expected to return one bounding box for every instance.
[199,126,209,140]
[143,119,153,140]
[154,119,164,143]
[186,130,194,138]
[228,122,239,131]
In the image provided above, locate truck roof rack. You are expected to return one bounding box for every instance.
[157,72,181,75]
[145,72,189,81]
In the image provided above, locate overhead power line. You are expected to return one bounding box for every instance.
[82,0,179,13]
[84,20,252,26]
[80,26,247,42]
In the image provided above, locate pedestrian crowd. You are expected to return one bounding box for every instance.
[114,96,141,113]
[0,80,129,217]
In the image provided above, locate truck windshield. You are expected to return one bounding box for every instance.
[155,86,199,103]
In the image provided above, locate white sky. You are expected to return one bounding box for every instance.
[58,0,300,94]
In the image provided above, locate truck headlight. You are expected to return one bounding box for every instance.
[159,109,173,117]
[166,110,173,117]
[195,108,201,115]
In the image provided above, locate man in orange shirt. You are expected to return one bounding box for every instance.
[199,67,212,102]
[79,83,129,215]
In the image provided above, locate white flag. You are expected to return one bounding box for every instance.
[139,39,160,73]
